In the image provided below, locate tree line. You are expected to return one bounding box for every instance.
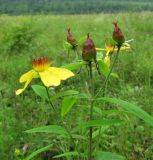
[0,0,153,15]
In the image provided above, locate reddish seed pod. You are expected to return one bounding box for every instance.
[82,33,96,62]
[113,21,125,46]
[67,28,77,49]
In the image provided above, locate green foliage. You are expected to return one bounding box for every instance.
[51,90,79,101]
[63,61,86,71]
[53,151,80,159]
[96,97,153,127]
[31,85,48,101]
[63,41,72,53]
[1,0,153,14]
[2,21,36,54]
[96,151,125,160]
[25,125,69,137]
[98,60,110,77]
[61,96,77,117]
[25,144,52,160]
[1,13,153,160]
[77,119,122,129]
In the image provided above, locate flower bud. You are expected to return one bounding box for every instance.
[82,33,96,61]
[112,21,125,46]
[67,28,77,49]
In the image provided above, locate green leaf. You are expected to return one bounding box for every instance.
[97,51,104,60]
[25,144,52,160]
[62,61,86,71]
[53,151,79,159]
[25,125,69,137]
[78,36,86,45]
[63,41,72,52]
[31,85,48,100]
[77,119,122,129]
[96,151,125,160]
[77,93,91,99]
[61,96,77,117]
[96,97,153,127]
[71,134,87,140]
[51,90,79,101]
[111,73,119,78]
[98,60,110,77]
[105,37,117,46]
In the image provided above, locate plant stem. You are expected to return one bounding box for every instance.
[95,46,121,98]
[46,87,78,157]
[88,61,94,160]
[96,46,121,150]
[45,87,56,112]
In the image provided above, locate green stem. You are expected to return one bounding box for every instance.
[74,47,79,60]
[96,46,121,150]
[88,61,94,160]
[95,46,121,98]
[46,87,56,112]
[46,87,78,157]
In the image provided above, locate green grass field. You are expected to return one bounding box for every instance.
[1,12,153,160]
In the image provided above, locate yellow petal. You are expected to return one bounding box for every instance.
[19,69,37,83]
[120,46,130,51]
[106,50,110,56]
[39,69,61,87]
[16,70,37,95]
[104,56,110,67]
[48,67,74,80]
[96,48,106,51]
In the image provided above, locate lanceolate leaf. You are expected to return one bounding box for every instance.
[31,85,48,100]
[25,125,69,137]
[98,60,110,77]
[53,151,80,159]
[77,119,122,129]
[63,41,72,52]
[78,36,87,45]
[96,151,125,160]
[51,90,79,101]
[62,61,86,71]
[61,96,77,117]
[25,144,52,160]
[96,97,153,127]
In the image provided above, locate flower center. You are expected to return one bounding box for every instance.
[32,57,49,72]
[106,45,114,53]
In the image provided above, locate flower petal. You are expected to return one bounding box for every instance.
[96,48,106,51]
[19,70,37,83]
[15,70,37,95]
[39,70,61,87]
[120,46,130,51]
[48,67,74,80]
[104,56,110,67]
[16,76,34,95]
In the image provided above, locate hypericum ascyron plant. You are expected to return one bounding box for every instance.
[15,21,153,160]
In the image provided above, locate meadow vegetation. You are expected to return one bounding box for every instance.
[0,12,153,160]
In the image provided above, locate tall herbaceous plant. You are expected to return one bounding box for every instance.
[15,21,153,160]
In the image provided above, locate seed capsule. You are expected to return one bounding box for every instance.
[113,21,125,46]
[82,33,96,62]
[67,28,77,49]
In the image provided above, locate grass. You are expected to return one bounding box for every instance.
[0,12,153,160]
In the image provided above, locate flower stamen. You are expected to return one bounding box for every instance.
[32,57,49,72]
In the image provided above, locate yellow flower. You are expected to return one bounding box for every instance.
[16,57,74,95]
[96,43,130,67]
[96,44,130,53]
[104,55,111,67]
